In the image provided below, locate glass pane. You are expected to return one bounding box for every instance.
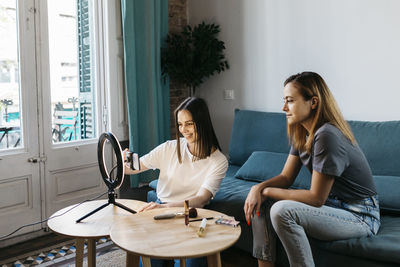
[47,0,96,144]
[0,0,22,150]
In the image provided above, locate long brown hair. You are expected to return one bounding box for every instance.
[174,97,221,163]
[284,72,355,153]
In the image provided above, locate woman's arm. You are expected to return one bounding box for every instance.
[262,170,334,207]
[244,154,302,223]
[137,145,227,212]
[138,188,212,212]
[124,159,149,175]
[166,188,212,208]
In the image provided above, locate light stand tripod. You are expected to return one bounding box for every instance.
[76,132,136,223]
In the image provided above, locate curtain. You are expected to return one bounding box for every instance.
[121,0,170,187]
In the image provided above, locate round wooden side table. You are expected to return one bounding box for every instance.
[48,199,146,267]
[110,207,241,267]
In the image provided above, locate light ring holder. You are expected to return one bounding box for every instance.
[76,132,136,223]
[97,132,124,190]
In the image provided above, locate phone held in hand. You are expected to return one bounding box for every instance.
[123,151,140,170]
[215,217,240,227]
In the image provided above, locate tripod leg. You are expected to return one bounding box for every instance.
[76,203,110,223]
[114,202,137,214]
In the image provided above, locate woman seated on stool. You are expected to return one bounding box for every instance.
[244,72,380,267]
[125,97,228,267]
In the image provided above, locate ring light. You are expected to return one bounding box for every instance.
[76,132,136,223]
[97,132,124,190]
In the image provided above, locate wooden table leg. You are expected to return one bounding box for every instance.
[126,252,140,267]
[87,239,96,267]
[75,238,84,267]
[142,256,151,267]
[180,258,186,267]
[207,252,222,267]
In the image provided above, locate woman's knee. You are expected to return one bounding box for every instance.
[270,200,302,227]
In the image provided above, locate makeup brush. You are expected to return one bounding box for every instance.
[154,207,197,220]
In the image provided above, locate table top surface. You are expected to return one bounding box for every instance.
[110,207,241,259]
[47,199,147,239]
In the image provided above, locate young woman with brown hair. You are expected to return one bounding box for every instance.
[125,97,227,211]
[125,97,227,267]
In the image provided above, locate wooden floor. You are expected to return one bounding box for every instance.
[1,232,257,267]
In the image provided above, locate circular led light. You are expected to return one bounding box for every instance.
[97,132,125,190]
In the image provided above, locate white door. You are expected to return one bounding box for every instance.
[38,0,106,217]
[0,0,42,237]
[0,0,111,240]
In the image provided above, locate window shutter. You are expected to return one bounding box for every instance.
[77,0,94,139]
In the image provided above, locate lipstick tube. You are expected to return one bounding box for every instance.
[184,200,189,225]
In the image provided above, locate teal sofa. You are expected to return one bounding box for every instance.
[148,109,400,267]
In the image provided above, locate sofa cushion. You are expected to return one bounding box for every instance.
[149,179,158,190]
[234,150,312,189]
[229,110,290,166]
[311,215,400,264]
[235,151,287,182]
[348,120,400,177]
[374,175,400,214]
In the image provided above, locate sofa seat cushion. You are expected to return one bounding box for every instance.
[373,175,400,214]
[311,215,400,264]
[207,166,257,222]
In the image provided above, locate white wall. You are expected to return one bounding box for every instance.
[188,0,400,153]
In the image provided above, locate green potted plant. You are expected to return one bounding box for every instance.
[162,22,229,96]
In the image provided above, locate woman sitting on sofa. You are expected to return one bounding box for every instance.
[244,71,380,267]
[125,97,228,267]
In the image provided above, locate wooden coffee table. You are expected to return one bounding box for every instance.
[110,207,241,267]
[47,199,146,267]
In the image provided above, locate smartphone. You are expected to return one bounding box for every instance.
[124,151,140,170]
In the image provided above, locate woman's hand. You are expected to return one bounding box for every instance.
[122,149,132,174]
[123,149,147,175]
[123,163,131,175]
[138,201,167,212]
[244,185,265,225]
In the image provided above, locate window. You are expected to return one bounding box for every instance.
[47,0,96,143]
[0,1,21,150]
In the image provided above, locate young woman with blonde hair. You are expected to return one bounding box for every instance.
[244,72,380,267]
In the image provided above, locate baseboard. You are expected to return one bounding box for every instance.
[0,229,49,249]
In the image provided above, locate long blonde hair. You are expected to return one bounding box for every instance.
[285,72,355,153]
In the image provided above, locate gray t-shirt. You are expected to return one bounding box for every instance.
[290,123,377,201]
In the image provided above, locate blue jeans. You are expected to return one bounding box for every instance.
[251,195,380,267]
